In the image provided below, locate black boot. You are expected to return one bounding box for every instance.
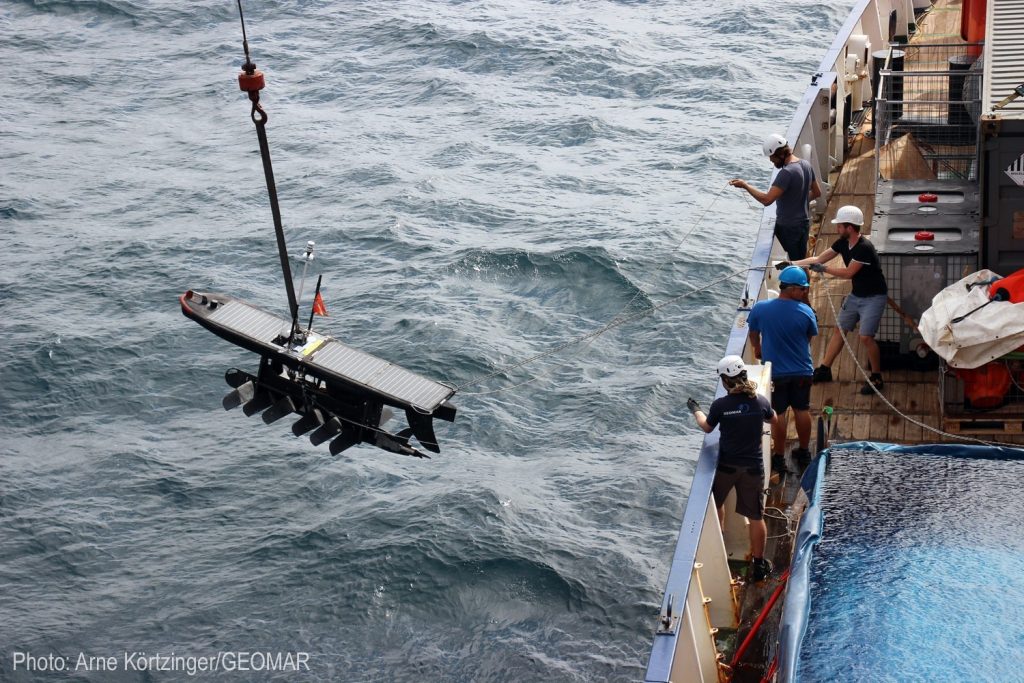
[860,373,883,395]
[750,557,774,582]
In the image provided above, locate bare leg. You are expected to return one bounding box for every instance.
[821,329,847,367]
[771,409,788,455]
[718,504,725,531]
[749,518,767,558]
[860,335,882,374]
[793,408,811,450]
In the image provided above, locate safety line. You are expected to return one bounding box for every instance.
[459,265,761,395]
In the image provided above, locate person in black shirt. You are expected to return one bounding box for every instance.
[794,204,888,395]
[688,355,778,582]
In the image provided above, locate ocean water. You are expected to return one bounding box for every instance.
[798,450,1024,682]
[0,1,846,680]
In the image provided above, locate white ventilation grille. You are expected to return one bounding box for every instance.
[984,0,1024,118]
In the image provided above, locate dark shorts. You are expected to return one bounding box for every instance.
[712,464,765,520]
[772,375,812,413]
[774,219,810,261]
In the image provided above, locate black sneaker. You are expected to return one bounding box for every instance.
[771,453,786,474]
[791,447,811,470]
[750,557,773,583]
[860,373,883,395]
[812,365,833,383]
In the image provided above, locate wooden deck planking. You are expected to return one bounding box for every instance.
[776,0,1024,452]
[797,103,1013,446]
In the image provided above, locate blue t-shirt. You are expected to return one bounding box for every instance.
[705,393,774,468]
[772,159,816,225]
[747,297,817,377]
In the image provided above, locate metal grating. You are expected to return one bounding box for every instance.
[878,253,978,347]
[207,299,454,411]
[875,43,984,181]
[983,0,1024,118]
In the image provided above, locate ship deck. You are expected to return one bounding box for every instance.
[788,0,1024,450]
[729,3,1024,680]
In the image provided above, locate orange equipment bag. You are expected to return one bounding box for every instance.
[989,268,1024,303]
[957,362,1011,409]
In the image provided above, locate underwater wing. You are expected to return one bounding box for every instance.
[181,290,456,458]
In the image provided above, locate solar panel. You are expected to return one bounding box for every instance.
[205,299,454,411]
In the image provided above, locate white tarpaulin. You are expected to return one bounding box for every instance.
[919,269,1024,369]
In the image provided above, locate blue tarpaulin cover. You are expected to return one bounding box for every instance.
[775,441,1024,682]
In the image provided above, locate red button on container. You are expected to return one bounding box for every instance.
[915,231,935,240]
[918,193,938,202]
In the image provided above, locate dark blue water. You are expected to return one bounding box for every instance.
[1,1,846,680]
[799,450,1024,682]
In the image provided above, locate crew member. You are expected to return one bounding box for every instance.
[747,266,817,472]
[794,205,888,395]
[688,356,778,582]
[730,133,822,261]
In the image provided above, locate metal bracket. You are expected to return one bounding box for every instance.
[656,594,680,635]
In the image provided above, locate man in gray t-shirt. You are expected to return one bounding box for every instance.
[730,132,822,261]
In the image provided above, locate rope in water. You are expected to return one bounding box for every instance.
[454,182,747,394]
[457,264,762,395]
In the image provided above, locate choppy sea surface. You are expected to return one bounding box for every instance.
[0,1,846,680]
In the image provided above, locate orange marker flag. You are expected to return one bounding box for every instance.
[312,290,328,316]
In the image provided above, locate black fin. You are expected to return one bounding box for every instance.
[309,416,342,446]
[262,395,297,424]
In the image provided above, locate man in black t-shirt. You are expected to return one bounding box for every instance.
[688,355,778,582]
[794,205,888,395]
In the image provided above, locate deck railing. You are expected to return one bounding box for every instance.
[645,0,912,680]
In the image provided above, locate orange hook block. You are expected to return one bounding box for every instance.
[238,69,266,92]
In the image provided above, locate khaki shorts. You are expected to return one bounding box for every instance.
[712,464,766,521]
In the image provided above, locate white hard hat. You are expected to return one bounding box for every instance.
[762,133,788,157]
[717,355,746,378]
[831,205,864,226]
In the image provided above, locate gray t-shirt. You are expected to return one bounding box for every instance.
[772,159,816,225]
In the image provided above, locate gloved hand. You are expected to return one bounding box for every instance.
[809,263,826,273]
[686,398,702,415]
[774,261,792,271]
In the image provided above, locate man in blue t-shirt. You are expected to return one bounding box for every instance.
[730,133,823,261]
[746,266,818,472]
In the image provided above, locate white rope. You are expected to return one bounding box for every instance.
[819,275,1024,450]
[459,265,761,394]
[763,505,798,541]
[455,182,748,394]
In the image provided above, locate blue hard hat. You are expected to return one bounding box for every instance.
[779,265,809,287]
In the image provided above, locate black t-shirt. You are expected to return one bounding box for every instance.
[705,393,774,468]
[831,236,887,297]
